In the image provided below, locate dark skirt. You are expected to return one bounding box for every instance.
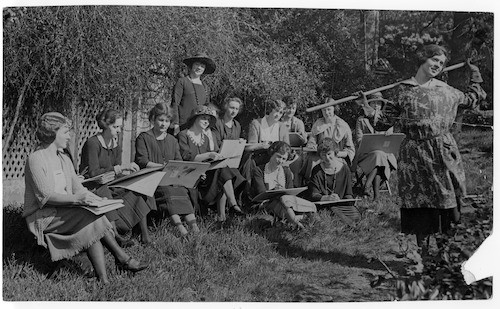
[155,185,195,215]
[199,166,246,205]
[92,185,155,234]
[400,207,460,235]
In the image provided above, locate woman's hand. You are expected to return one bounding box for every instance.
[173,124,180,136]
[200,173,207,181]
[467,58,483,83]
[260,141,271,149]
[75,191,102,206]
[354,91,368,106]
[208,152,223,161]
[121,162,140,173]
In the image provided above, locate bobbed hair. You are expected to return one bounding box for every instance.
[97,109,121,130]
[36,112,71,144]
[224,97,243,110]
[317,137,340,157]
[265,99,286,115]
[148,103,172,122]
[268,141,291,157]
[282,96,297,108]
[416,44,449,67]
[322,97,340,114]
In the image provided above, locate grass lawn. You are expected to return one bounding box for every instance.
[2,129,493,302]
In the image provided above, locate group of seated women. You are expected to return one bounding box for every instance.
[22,94,395,284]
[23,53,397,285]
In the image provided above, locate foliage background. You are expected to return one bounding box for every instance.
[3,6,493,137]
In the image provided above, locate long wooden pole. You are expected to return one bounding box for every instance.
[306,62,466,113]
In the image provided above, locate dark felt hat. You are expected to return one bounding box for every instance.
[186,105,218,128]
[183,52,216,75]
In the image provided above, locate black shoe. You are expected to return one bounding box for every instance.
[229,205,246,216]
[116,235,135,248]
[115,257,149,273]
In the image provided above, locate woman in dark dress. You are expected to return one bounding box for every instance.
[371,45,486,251]
[171,52,216,134]
[178,105,246,222]
[214,97,244,143]
[135,103,199,237]
[80,109,155,245]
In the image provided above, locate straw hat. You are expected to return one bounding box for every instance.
[366,92,391,107]
[183,52,216,75]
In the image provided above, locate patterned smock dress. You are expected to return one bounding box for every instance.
[381,77,486,234]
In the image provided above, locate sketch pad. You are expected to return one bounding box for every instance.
[252,187,307,202]
[288,133,306,147]
[160,160,210,188]
[356,133,405,158]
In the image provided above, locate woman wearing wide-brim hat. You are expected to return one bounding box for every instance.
[171,52,217,134]
[353,91,397,201]
[178,105,246,221]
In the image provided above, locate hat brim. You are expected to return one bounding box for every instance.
[366,98,392,106]
[186,112,217,128]
[183,57,216,75]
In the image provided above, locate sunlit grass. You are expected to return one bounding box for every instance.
[3,130,492,301]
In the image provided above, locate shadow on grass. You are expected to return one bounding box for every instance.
[3,206,88,279]
[245,216,408,276]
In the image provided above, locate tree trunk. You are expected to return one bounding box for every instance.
[3,69,35,154]
[360,10,380,72]
[448,12,473,134]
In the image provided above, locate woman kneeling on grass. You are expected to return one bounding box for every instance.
[135,103,200,237]
[251,141,317,230]
[23,112,148,284]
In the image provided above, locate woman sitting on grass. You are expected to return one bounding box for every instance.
[308,137,354,202]
[24,112,148,284]
[80,109,156,245]
[300,102,355,184]
[251,141,316,230]
[135,103,199,237]
[178,105,246,221]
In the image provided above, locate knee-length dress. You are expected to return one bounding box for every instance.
[23,148,112,261]
[178,129,246,206]
[380,78,486,234]
[354,116,397,180]
[135,130,196,215]
[80,135,156,234]
[251,164,316,219]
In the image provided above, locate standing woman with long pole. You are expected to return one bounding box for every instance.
[363,45,486,252]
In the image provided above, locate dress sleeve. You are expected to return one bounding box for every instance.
[173,138,183,161]
[341,163,353,199]
[307,167,324,202]
[342,128,355,164]
[83,139,115,177]
[134,133,150,168]
[279,122,290,144]
[251,166,268,197]
[178,131,196,161]
[171,78,184,126]
[26,153,52,207]
[247,119,260,143]
[355,118,364,144]
[459,83,487,109]
[297,118,308,141]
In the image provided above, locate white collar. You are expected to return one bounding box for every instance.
[97,134,118,149]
